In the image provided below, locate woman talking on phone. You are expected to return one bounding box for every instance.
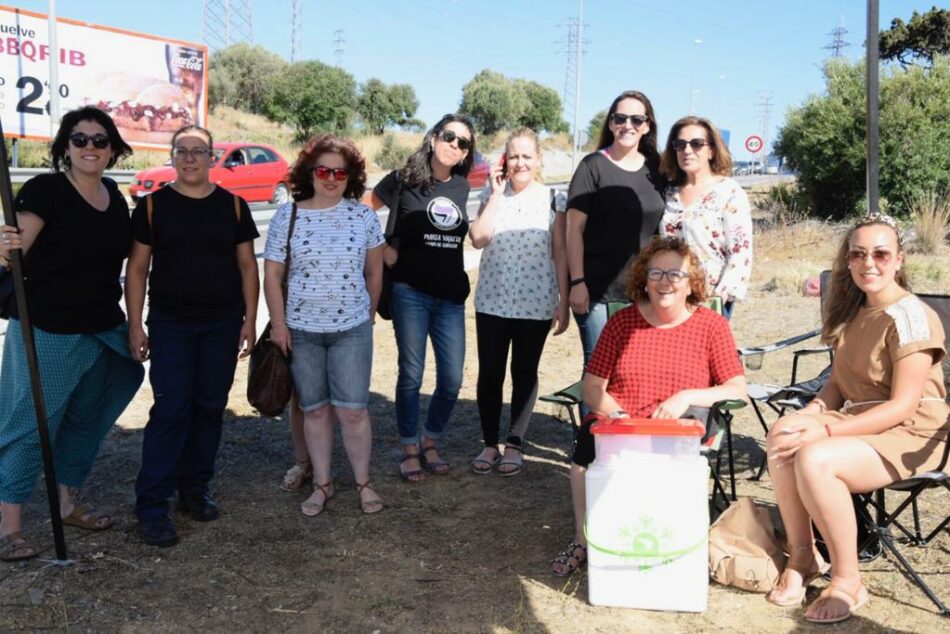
[468,128,568,476]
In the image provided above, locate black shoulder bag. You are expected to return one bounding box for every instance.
[377,176,404,321]
[247,203,298,416]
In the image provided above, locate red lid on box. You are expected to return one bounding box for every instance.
[591,418,705,437]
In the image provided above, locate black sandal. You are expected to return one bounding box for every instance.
[550,540,588,577]
[400,453,426,482]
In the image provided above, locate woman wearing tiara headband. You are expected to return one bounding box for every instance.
[765,213,949,624]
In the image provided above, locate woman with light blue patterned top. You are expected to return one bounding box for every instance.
[468,128,569,476]
[264,134,385,516]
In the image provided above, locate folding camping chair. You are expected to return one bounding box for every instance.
[853,292,950,615]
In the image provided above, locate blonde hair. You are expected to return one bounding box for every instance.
[504,127,542,181]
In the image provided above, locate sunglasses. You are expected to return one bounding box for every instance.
[314,166,349,181]
[847,249,893,265]
[171,147,212,160]
[647,268,689,283]
[437,129,472,151]
[672,138,711,152]
[609,113,649,127]
[69,132,111,149]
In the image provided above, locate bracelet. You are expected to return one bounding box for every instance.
[570,277,586,287]
[825,424,832,437]
[812,398,827,414]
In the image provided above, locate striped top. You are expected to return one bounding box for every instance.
[264,200,385,333]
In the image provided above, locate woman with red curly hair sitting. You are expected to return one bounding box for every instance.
[550,236,747,577]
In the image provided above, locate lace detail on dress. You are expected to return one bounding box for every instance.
[885,295,932,346]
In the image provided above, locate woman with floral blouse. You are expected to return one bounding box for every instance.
[659,116,752,319]
[468,128,569,476]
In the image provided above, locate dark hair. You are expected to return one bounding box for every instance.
[399,113,476,190]
[627,236,707,306]
[171,124,214,149]
[596,91,659,163]
[288,134,367,201]
[659,116,733,186]
[50,106,132,172]
[822,218,909,345]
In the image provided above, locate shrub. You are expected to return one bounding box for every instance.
[374,133,412,171]
[759,183,809,228]
[907,188,950,253]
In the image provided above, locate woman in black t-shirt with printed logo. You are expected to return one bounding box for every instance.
[371,114,475,483]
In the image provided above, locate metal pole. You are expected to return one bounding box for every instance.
[0,120,69,563]
[570,0,584,172]
[866,0,880,214]
[689,39,703,115]
[47,0,61,134]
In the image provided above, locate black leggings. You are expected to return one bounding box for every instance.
[475,312,551,449]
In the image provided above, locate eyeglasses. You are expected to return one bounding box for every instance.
[437,129,472,151]
[672,138,711,152]
[171,147,212,160]
[847,248,893,265]
[69,133,110,149]
[647,268,689,283]
[314,166,349,181]
[609,113,649,127]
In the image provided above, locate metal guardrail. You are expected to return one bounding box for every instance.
[9,168,137,184]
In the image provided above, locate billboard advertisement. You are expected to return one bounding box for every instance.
[0,5,207,149]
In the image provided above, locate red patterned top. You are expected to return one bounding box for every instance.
[587,304,743,416]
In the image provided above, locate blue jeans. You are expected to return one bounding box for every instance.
[573,301,610,419]
[391,282,465,446]
[135,313,242,522]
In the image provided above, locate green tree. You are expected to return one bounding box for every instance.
[585,110,607,149]
[208,43,287,114]
[513,80,568,132]
[776,57,950,219]
[265,61,357,140]
[356,78,391,135]
[460,70,523,135]
[388,84,420,127]
[880,7,950,68]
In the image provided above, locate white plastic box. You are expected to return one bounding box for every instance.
[585,418,709,612]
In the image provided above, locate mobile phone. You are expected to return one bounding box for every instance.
[498,154,507,177]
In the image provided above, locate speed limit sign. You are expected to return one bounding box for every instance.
[745,135,763,153]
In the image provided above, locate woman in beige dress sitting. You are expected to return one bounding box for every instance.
[766,213,949,624]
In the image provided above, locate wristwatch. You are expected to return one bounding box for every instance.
[608,409,630,420]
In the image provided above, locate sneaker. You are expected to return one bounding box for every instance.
[178,493,220,522]
[139,516,179,548]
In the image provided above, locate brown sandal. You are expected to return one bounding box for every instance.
[399,453,426,482]
[62,504,114,531]
[356,481,384,514]
[300,481,334,517]
[766,544,829,607]
[550,540,588,577]
[805,582,869,624]
[0,532,38,562]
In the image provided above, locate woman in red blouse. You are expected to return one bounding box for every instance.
[550,236,747,576]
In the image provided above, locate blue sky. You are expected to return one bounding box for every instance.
[11,0,939,159]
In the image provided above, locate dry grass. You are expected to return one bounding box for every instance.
[908,188,950,254]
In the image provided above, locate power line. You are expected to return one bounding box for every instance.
[334,29,345,67]
[290,0,302,62]
[201,0,253,51]
[824,16,850,58]
[555,9,589,165]
[756,90,773,162]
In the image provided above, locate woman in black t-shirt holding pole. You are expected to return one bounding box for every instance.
[125,125,260,548]
[566,91,666,373]
[0,107,144,561]
[371,114,475,482]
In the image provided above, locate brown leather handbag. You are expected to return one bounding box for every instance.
[708,497,786,593]
[247,204,297,416]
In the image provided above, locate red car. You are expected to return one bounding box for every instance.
[129,142,291,203]
[467,152,490,188]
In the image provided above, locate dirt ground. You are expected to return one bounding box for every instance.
[1,227,948,633]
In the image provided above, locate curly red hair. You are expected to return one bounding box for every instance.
[627,236,708,305]
[288,134,367,201]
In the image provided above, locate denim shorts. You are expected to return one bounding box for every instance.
[289,320,373,410]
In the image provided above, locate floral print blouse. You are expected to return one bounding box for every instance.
[661,177,753,301]
[474,181,566,320]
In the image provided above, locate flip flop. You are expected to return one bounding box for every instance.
[471,452,501,475]
[0,532,38,562]
[62,504,114,531]
[805,583,869,624]
[497,449,524,477]
[420,446,450,475]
